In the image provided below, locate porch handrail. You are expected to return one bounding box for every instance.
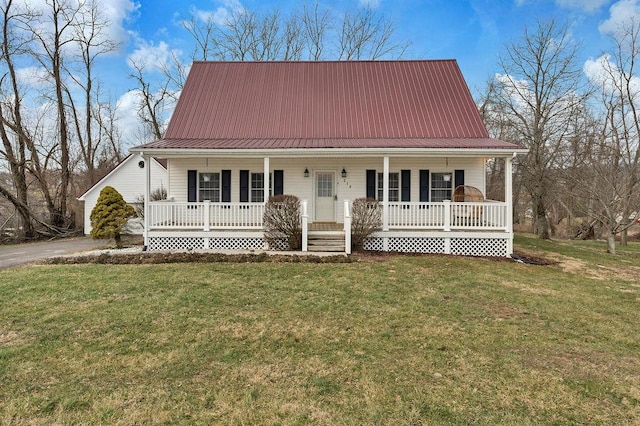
[387,201,508,230]
[148,201,264,230]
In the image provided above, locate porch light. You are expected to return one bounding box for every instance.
[341,168,347,178]
[304,168,309,177]
[443,173,451,182]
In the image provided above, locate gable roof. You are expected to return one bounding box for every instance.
[77,155,167,201]
[135,60,522,152]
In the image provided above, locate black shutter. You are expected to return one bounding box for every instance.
[222,170,231,202]
[401,169,411,202]
[188,170,197,202]
[273,170,284,196]
[455,169,465,188]
[366,169,376,199]
[419,169,430,202]
[240,170,249,202]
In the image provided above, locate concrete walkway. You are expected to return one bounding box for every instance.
[0,237,109,270]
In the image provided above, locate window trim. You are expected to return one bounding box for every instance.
[249,172,273,203]
[377,172,400,202]
[250,172,264,203]
[198,172,221,202]
[430,172,453,202]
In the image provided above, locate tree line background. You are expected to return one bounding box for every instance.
[0,0,638,253]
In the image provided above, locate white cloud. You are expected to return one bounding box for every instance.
[599,0,640,35]
[15,66,50,88]
[116,88,180,147]
[115,90,145,146]
[494,72,538,113]
[359,0,381,8]
[584,54,640,95]
[100,0,139,47]
[127,39,180,73]
[555,0,609,12]
[584,55,611,86]
[190,0,245,26]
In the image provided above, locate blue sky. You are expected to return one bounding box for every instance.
[116,0,624,93]
[32,0,636,147]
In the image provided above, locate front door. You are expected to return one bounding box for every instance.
[315,171,335,222]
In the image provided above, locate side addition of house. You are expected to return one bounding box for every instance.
[131,60,527,256]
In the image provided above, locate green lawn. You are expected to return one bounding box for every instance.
[1,234,639,424]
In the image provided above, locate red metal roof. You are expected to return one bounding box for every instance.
[145,137,516,150]
[137,60,521,151]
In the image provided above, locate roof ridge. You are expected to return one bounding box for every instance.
[190,59,457,65]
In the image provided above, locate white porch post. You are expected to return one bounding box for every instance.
[344,199,351,254]
[143,154,150,249]
[263,157,270,203]
[302,200,308,252]
[505,155,514,255]
[203,200,211,231]
[383,156,389,231]
[443,199,451,232]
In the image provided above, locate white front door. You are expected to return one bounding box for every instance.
[315,171,335,222]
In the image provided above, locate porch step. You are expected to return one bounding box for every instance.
[307,230,346,252]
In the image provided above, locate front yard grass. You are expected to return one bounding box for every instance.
[1,234,639,424]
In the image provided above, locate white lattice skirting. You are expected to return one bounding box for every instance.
[364,236,509,257]
[148,234,510,257]
[148,236,264,251]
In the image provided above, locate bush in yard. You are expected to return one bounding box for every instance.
[351,197,382,252]
[263,194,302,250]
[90,186,137,248]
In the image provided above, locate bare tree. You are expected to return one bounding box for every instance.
[574,20,640,253]
[0,0,125,239]
[338,7,406,60]
[178,2,408,63]
[128,59,172,142]
[65,0,118,183]
[0,0,36,238]
[301,1,331,60]
[25,0,84,229]
[494,20,587,239]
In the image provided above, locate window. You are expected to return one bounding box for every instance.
[199,172,220,201]
[377,172,399,201]
[317,172,333,197]
[430,172,452,202]
[251,173,264,202]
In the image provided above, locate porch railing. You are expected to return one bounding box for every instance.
[147,200,507,232]
[148,201,264,230]
[387,200,508,231]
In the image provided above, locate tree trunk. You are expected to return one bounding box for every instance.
[534,194,550,239]
[621,229,628,246]
[607,232,616,254]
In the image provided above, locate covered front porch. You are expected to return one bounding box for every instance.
[139,151,517,257]
[144,198,512,256]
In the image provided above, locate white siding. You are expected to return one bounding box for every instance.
[81,157,168,235]
[168,156,487,223]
